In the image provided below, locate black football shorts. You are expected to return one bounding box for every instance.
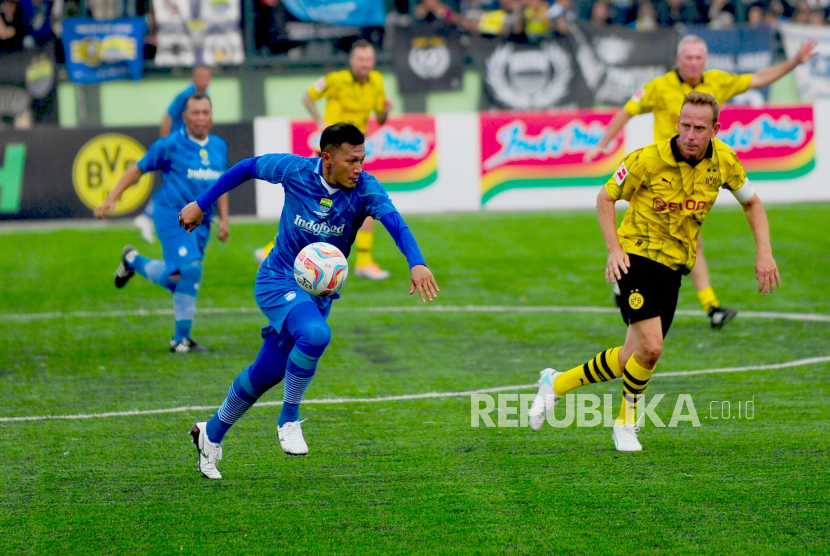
[616,254,685,338]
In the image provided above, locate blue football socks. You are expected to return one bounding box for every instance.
[130,255,176,293]
[206,331,294,444]
[172,261,201,343]
[279,304,331,426]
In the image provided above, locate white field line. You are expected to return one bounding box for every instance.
[2,305,830,323]
[1,355,828,424]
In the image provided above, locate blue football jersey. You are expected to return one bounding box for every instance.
[255,154,397,278]
[167,84,209,134]
[137,128,228,220]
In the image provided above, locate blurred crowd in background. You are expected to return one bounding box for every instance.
[2,0,828,61]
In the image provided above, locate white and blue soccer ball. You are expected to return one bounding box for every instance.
[293,242,349,297]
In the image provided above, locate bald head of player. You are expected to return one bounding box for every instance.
[320,123,366,189]
[183,93,213,140]
[676,35,707,87]
[676,92,720,161]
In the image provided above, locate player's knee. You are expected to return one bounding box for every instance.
[296,320,331,354]
[307,321,331,351]
[640,339,663,366]
[179,261,202,285]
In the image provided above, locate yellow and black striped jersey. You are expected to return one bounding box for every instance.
[308,69,386,134]
[624,70,752,141]
[605,136,748,272]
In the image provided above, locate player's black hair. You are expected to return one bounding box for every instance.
[184,92,212,111]
[320,123,365,154]
[350,39,374,53]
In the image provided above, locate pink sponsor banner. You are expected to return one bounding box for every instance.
[480,110,623,205]
[717,105,815,179]
[290,115,437,191]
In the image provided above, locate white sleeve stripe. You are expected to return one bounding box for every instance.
[731,179,755,203]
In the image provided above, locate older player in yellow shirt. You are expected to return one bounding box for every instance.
[530,92,780,451]
[305,39,394,281]
[585,34,814,329]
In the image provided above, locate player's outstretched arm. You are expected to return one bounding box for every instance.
[410,265,439,302]
[94,163,144,219]
[741,194,780,295]
[597,188,629,283]
[750,39,817,89]
[584,109,632,163]
[378,211,438,302]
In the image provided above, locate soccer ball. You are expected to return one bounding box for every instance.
[293,242,349,297]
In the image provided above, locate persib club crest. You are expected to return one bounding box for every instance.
[200,148,210,166]
[319,197,333,213]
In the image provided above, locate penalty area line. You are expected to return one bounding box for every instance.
[1,355,828,424]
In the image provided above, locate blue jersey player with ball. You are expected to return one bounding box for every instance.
[179,123,439,480]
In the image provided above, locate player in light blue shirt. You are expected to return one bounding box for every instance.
[134,66,214,244]
[161,65,212,138]
[179,123,439,479]
[95,93,229,354]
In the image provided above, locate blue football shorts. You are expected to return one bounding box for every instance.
[153,202,211,274]
[255,260,335,337]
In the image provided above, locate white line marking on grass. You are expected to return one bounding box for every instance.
[2,305,829,323]
[2,355,828,423]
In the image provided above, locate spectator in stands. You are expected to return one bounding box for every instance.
[545,0,573,35]
[807,7,826,21]
[21,0,60,47]
[521,0,552,39]
[87,0,122,20]
[706,0,733,23]
[414,0,463,23]
[607,0,637,24]
[802,0,829,13]
[763,9,781,25]
[0,0,26,52]
[761,0,788,26]
[656,0,707,26]
[545,0,574,23]
[633,2,658,30]
[590,0,612,24]
[790,0,811,21]
[747,2,766,24]
[464,0,521,36]
[254,0,302,55]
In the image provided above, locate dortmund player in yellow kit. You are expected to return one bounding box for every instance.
[256,39,394,279]
[586,34,814,328]
[530,93,780,451]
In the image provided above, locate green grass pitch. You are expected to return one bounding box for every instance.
[1,203,829,555]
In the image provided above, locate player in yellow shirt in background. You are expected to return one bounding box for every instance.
[586,34,815,328]
[255,40,393,281]
[531,92,780,451]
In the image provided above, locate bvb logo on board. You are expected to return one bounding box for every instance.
[73,134,153,214]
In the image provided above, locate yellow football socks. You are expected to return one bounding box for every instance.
[697,286,720,312]
[553,347,624,396]
[356,230,374,268]
[617,355,654,425]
